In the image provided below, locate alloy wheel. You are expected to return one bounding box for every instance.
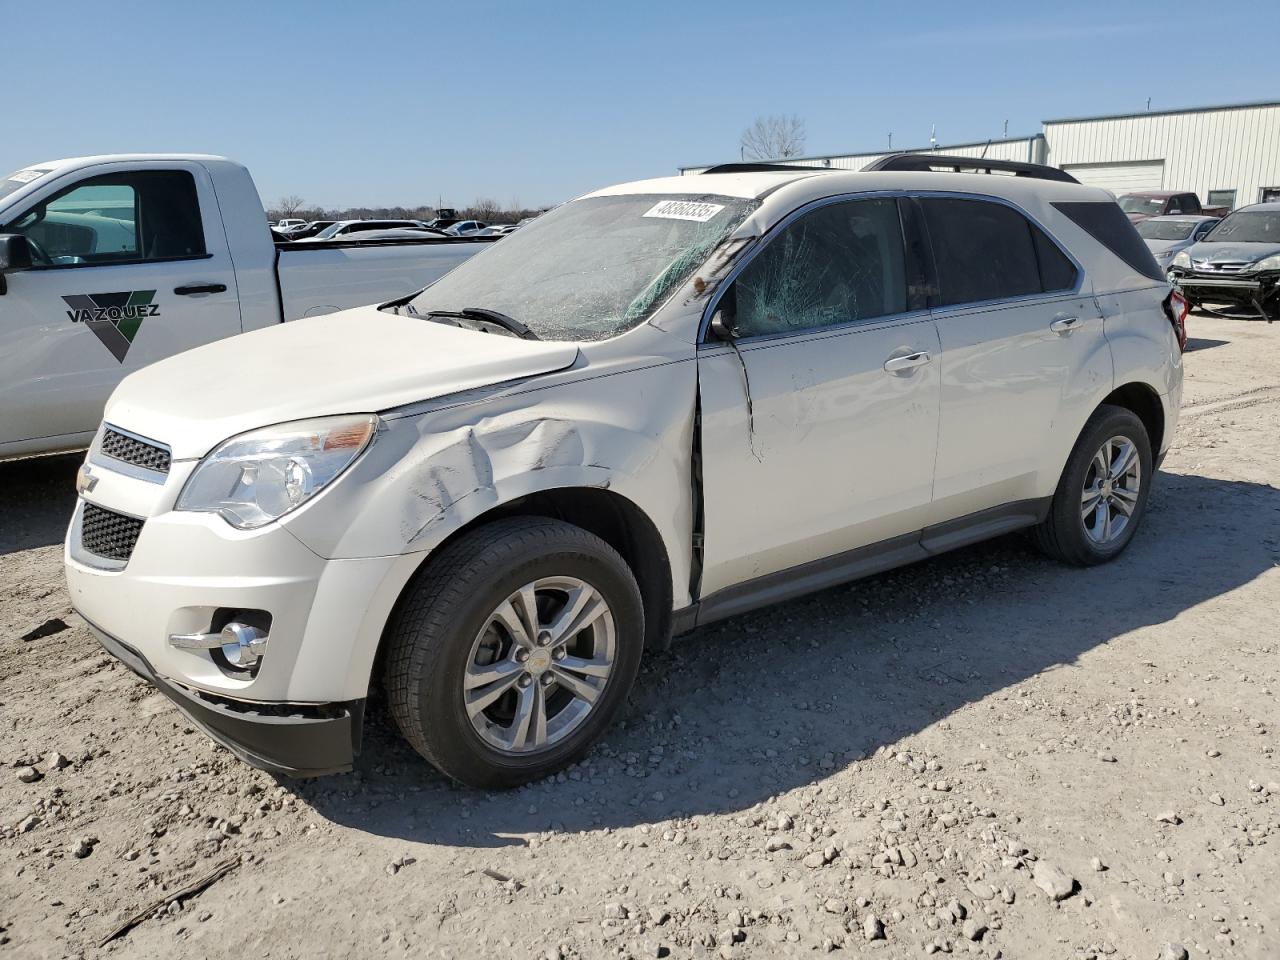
[1080,435,1142,545]
[463,576,616,754]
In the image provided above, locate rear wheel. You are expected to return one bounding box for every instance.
[1033,405,1153,566]
[383,517,644,788]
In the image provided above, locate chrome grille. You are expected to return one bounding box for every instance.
[81,503,145,562]
[101,427,171,475]
[1192,260,1252,274]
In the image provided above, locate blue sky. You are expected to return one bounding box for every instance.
[6,1,1275,210]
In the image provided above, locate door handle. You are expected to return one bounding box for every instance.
[174,283,227,296]
[883,351,932,373]
[1050,315,1081,334]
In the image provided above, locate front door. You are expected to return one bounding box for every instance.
[0,161,242,453]
[697,196,942,600]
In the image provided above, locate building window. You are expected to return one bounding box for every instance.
[1261,187,1280,204]
[1208,190,1236,211]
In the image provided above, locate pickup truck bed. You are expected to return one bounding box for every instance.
[276,236,492,319]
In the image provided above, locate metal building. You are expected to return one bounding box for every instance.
[680,100,1280,210]
[1043,100,1280,208]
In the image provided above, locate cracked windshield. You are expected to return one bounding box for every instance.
[407,194,758,341]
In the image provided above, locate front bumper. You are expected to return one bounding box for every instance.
[84,616,363,777]
[1172,271,1279,317]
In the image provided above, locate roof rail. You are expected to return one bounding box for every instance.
[862,153,1079,184]
[700,162,833,174]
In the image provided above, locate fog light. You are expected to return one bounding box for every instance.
[220,622,268,667]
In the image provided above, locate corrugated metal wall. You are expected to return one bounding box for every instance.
[680,137,1037,176]
[1044,104,1280,206]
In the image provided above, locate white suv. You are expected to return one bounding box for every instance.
[65,156,1186,788]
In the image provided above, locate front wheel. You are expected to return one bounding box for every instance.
[1033,404,1153,566]
[383,517,644,788]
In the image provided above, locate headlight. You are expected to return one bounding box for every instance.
[176,414,377,529]
[1252,254,1280,272]
[1171,250,1192,268]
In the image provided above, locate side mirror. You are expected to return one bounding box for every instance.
[0,234,33,295]
[709,309,740,342]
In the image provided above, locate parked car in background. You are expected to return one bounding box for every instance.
[1117,191,1228,223]
[301,219,432,241]
[274,218,307,231]
[65,156,1184,788]
[1136,215,1219,271]
[277,220,336,241]
[1169,202,1280,321]
[0,155,495,459]
[444,220,488,236]
[337,227,451,242]
[478,224,517,236]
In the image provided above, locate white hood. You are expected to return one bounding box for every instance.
[104,306,580,459]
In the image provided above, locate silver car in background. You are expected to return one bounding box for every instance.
[1137,215,1219,272]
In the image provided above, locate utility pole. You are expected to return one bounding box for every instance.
[888,132,892,150]
[1146,97,1152,111]
[1003,119,1008,137]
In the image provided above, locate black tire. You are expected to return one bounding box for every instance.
[382,516,644,788]
[1032,404,1154,566]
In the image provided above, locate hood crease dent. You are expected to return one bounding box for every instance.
[103,308,580,459]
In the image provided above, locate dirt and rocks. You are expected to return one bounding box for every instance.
[1,313,1277,960]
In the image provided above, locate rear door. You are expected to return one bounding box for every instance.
[697,196,941,600]
[0,162,242,452]
[916,195,1108,527]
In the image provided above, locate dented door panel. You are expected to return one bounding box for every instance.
[696,315,942,596]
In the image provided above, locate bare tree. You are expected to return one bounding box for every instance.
[275,195,307,218]
[739,114,807,161]
[470,197,502,221]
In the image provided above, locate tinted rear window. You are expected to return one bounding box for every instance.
[921,198,1042,306]
[1052,201,1164,281]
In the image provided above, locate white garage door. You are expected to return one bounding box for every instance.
[1061,160,1165,195]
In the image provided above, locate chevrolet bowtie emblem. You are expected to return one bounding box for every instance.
[76,463,98,495]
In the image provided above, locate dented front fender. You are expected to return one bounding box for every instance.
[279,354,699,609]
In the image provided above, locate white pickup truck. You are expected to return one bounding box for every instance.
[0,154,493,460]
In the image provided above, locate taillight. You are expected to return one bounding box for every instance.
[1164,289,1189,352]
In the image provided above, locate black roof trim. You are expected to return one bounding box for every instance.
[862,153,1079,184]
[699,162,833,175]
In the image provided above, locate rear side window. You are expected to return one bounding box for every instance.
[921,198,1042,306]
[1052,201,1164,281]
[731,197,907,337]
[1032,227,1078,291]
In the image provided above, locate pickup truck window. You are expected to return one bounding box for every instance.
[730,198,907,338]
[1118,196,1166,216]
[406,194,758,341]
[4,170,206,267]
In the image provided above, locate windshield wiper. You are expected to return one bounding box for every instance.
[460,307,539,340]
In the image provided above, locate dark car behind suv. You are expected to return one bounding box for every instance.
[1169,202,1280,320]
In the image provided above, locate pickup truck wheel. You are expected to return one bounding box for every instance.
[1033,404,1153,566]
[383,517,644,789]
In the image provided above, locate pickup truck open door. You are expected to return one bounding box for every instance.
[0,160,242,457]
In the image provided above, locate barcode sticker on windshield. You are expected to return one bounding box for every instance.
[643,200,725,222]
[7,169,46,184]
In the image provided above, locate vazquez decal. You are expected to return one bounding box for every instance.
[63,291,159,363]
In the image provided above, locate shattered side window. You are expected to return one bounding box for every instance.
[732,198,907,338]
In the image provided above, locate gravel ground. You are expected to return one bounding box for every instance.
[1,314,1277,960]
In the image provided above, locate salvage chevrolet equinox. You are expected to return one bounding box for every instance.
[65,155,1186,788]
